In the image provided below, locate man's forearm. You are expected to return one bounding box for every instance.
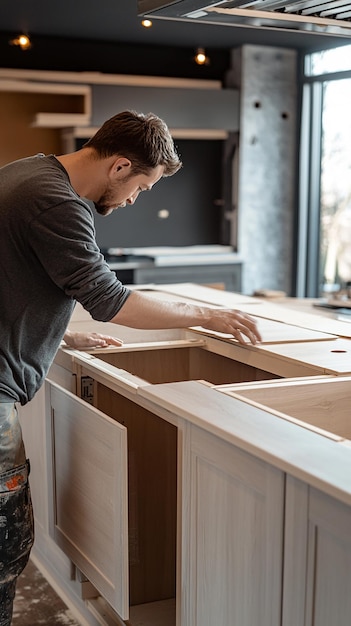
[109,291,261,345]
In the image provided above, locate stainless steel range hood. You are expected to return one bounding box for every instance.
[138,0,351,38]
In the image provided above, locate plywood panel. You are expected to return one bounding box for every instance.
[132,283,253,307]
[239,300,351,338]
[188,347,279,384]
[95,346,280,386]
[219,377,351,439]
[261,337,351,375]
[96,347,191,383]
[191,316,336,344]
[0,92,68,165]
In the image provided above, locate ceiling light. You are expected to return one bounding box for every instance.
[141,19,152,28]
[9,34,32,50]
[194,48,209,66]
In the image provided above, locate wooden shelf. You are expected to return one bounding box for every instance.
[87,596,175,626]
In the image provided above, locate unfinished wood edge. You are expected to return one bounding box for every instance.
[170,128,229,139]
[62,126,229,141]
[214,374,335,391]
[75,357,144,395]
[83,338,206,354]
[195,379,217,387]
[0,78,91,96]
[31,113,91,128]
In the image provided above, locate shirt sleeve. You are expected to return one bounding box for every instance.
[28,199,131,322]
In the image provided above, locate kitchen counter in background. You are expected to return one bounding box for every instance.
[102,245,243,292]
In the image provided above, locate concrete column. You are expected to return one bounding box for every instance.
[227,45,298,295]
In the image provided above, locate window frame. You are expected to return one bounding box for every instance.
[297,56,351,297]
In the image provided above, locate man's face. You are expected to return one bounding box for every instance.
[94,165,164,216]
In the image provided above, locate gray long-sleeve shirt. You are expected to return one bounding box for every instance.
[0,153,131,404]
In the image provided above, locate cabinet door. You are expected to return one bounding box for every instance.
[184,425,284,626]
[46,381,129,620]
[284,476,351,626]
[306,489,351,626]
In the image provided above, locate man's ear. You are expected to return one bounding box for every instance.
[112,157,132,174]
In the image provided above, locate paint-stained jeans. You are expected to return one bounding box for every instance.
[0,403,34,626]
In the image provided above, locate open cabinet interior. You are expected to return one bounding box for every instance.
[95,384,178,611]
[93,344,281,385]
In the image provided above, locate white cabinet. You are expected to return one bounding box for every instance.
[18,296,351,626]
[183,424,285,626]
[214,376,351,626]
[283,476,351,626]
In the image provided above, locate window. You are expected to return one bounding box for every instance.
[298,45,351,297]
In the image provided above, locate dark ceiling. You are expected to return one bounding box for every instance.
[0,0,350,53]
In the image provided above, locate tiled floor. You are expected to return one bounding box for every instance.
[12,559,80,626]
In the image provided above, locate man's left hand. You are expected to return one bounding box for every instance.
[63,330,123,349]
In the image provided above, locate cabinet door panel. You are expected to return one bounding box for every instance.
[305,489,351,626]
[186,426,284,626]
[47,382,129,619]
[283,478,351,626]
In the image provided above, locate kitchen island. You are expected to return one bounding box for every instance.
[18,284,351,626]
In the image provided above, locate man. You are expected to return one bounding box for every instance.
[0,110,261,624]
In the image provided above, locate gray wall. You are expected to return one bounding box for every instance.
[88,139,223,249]
[79,83,240,249]
[91,84,239,130]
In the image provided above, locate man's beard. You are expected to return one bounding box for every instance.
[93,172,134,216]
[94,202,111,216]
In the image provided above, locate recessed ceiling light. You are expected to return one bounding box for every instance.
[9,34,32,50]
[194,48,209,65]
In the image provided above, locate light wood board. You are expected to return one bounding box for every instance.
[238,301,351,338]
[261,337,351,375]
[132,283,259,307]
[191,316,336,345]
